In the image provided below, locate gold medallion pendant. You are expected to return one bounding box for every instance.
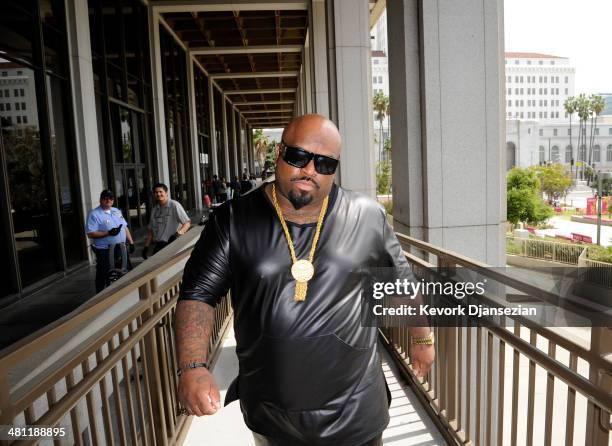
[291,259,315,282]
[271,184,329,302]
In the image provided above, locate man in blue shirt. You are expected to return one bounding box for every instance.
[86,190,135,292]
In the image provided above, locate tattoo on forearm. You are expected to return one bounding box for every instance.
[174,300,215,365]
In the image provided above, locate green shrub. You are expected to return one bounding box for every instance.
[506,238,522,255]
[587,245,612,263]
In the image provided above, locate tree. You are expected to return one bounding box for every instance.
[376,160,392,195]
[530,163,572,201]
[588,94,605,167]
[576,94,590,180]
[564,96,577,177]
[372,91,390,173]
[507,167,553,227]
[253,128,269,170]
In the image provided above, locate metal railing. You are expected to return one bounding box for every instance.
[579,248,612,289]
[0,228,233,446]
[2,226,609,446]
[383,232,612,446]
[506,236,585,265]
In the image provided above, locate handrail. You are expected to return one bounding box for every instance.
[0,226,234,446]
[396,232,611,325]
[386,230,612,446]
[0,229,200,367]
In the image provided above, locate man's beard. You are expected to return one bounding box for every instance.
[288,189,313,210]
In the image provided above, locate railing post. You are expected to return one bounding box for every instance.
[140,278,169,446]
[585,327,612,445]
[0,369,12,426]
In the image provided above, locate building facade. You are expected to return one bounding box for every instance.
[505,52,575,121]
[506,117,612,171]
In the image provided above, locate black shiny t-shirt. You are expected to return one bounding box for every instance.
[179,184,413,445]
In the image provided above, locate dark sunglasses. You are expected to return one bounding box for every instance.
[280,142,339,175]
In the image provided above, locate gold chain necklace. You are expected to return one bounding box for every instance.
[271,183,329,301]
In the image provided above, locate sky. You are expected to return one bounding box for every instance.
[504,0,612,94]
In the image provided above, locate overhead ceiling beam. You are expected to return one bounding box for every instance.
[248,117,293,121]
[233,100,294,106]
[210,71,298,79]
[224,88,295,95]
[241,108,293,114]
[191,45,302,55]
[152,0,307,13]
[369,0,386,29]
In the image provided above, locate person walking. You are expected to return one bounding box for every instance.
[85,190,134,292]
[175,114,434,445]
[240,173,253,195]
[229,175,241,199]
[218,177,229,202]
[142,183,191,258]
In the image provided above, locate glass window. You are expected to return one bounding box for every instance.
[565,146,572,162]
[551,146,559,162]
[539,146,545,163]
[160,25,194,210]
[593,145,600,162]
[607,145,612,162]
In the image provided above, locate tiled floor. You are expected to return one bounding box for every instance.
[183,328,446,446]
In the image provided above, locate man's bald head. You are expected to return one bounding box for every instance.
[282,114,342,158]
[274,114,341,211]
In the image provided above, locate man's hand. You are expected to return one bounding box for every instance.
[409,343,435,379]
[108,225,122,236]
[128,243,135,254]
[178,368,221,416]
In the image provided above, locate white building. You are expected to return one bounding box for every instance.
[506,117,612,171]
[0,61,39,131]
[505,52,575,122]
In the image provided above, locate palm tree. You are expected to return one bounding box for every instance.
[576,94,590,180]
[253,128,269,171]
[564,96,577,178]
[588,94,605,169]
[372,91,390,173]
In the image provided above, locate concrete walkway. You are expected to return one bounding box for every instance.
[183,328,445,446]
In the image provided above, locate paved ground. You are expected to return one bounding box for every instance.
[536,216,612,246]
[183,328,446,446]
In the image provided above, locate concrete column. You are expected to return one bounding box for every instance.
[231,106,242,178]
[246,124,255,174]
[303,33,313,113]
[387,0,505,266]
[238,114,245,174]
[221,96,231,179]
[328,0,375,197]
[311,0,329,117]
[207,77,219,176]
[187,54,202,209]
[65,0,103,224]
[149,8,170,184]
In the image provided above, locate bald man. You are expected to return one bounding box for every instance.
[175,114,435,445]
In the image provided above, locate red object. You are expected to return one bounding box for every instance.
[526,227,536,234]
[554,207,562,213]
[571,233,593,244]
[203,194,212,208]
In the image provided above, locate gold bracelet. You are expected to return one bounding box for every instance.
[411,332,435,345]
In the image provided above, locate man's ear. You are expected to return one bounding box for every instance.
[275,143,282,160]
